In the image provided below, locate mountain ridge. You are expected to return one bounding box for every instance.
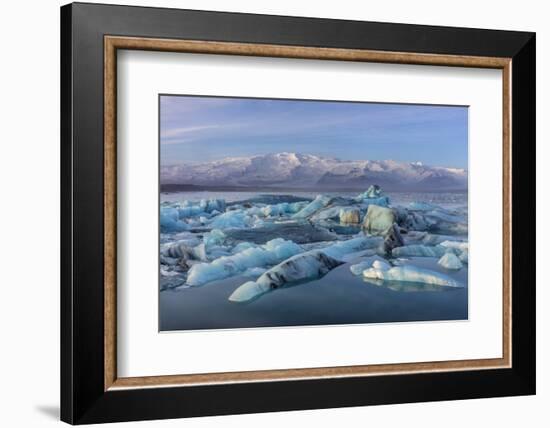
[161,152,468,192]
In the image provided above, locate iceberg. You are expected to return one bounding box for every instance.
[242,267,267,277]
[186,238,302,286]
[162,240,198,259]
[161,239,208,271]
[438,252,463,270]
[350,260,372,275]
[362,205,396,235]
[231,241,258,254]
[392,244,448,258]
[440,240,468,252]
[372,259,391,271]
[209,210,253,229]
[405,231,466,246]
[311,206,346,221]
[339,207,361,224]
[292,195,332,219]
[395,209,433,232]
[351,258,390,275]
[261,201,308,217]
[321,236,382,260]
[203,229,226,248]
[160,207,190,233]
[199,198,226,213]
[177,205,204,218]
[354,185,390,206]
[382,223,404,254]
[229,251,344,302]
[364,184,382,198]
[363,264,463,287]
[394,206,467,235]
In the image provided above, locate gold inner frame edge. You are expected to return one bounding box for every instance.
[104,36,512,391]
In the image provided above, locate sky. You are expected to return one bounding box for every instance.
[160,95,468,169]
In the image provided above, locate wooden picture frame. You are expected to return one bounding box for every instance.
[61,2,535,424]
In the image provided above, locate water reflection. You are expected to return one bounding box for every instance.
[362,278,459,292]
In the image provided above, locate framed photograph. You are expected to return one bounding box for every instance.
[61,2,536,424]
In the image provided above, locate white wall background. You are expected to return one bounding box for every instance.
[0,0,545,426]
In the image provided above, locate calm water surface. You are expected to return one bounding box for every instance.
[160,256,468,331]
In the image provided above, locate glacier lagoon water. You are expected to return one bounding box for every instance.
[159,190,468,331]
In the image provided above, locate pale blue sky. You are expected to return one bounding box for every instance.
[160,95,468,168]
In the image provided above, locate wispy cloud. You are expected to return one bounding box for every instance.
[159,95,468,168]
[161,125,219,139]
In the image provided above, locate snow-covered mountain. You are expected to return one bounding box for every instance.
[161,152,467,191]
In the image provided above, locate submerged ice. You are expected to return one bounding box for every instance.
[363,263,463,288]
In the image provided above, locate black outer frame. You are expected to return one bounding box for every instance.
[60,2,536,424]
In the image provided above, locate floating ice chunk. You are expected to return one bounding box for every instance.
[289,201,309,213]
[160,207,190,232]
[292,195,332,219]
[440,240,468,252]
[260,202,306,217]
[192,243,208,261]
[350,261,372,275]
[205,198,226,213]
[321,236,382,260]
[229,250,343,302]
[372,259,391,271]
[394,208,434,232]
[162,239,208,267]
[231,242,258,254]
[162,240,197,259]
[206,246,232,259]
[209,211,253,229]
[261,202,289,217]
[160,235,201,258]
[392,244,448,258]
[177,205,204,218]
[405,231,466,246]
[311,206,345,221]
[203,229,226,248]
[186,238,302,286]
[362,205,396,235]
[383,223,404,254]
[354,186,390,206]
[242,267,267,277]
[160,265,180,277]
[263,238,303,259]
[438,252,463,270]
[251,216,266,228]
[365,197,390,207]
[159,254,178,266]
[363,264,462,287]
[339,207,361,224]
[364,185,382,198]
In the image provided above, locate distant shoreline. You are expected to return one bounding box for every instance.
[160,183,468,194]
